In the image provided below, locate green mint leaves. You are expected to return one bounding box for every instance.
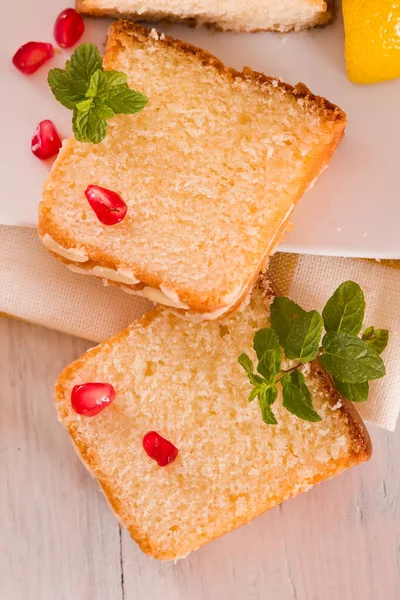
[281,371,321,423]
[332,378,369,403]
[320,332,385,383]
[269,297,305,345]
[48,43,148,144]
[270,298,323,362]
[254,328,282,382]
[322,280,365,335]
[259,385,278,425]
[238,328,282,423]
[238,281,389,425]
[283,309,323,362]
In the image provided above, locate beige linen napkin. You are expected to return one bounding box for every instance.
[1,225,399,430]
[0,225,151,342]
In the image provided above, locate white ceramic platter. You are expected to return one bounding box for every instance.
[1,1,399,258]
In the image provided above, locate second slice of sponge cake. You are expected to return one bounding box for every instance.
[55,284,371,560]
[39,21,346,321]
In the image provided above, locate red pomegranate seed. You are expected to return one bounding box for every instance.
[85,185,128,226]
[31,120,62,160]
[12,42,54,75]
[143,431,179,467]
[54,8,85,49]
[71,383,116,417]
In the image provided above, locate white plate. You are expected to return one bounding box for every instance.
[1,1,399,258]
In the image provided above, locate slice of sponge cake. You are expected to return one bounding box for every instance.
[39,21,346,321]
[76,0,331,32]
[55,284,371,560]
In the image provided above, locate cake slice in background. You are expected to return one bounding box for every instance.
[77,0,332,32]
[55,284,371,560]
[39,21,346,321]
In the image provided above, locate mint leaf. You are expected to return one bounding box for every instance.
[253,327,281,360]
[248,388,260,403]
[72,105,107,144]
[86,69,109,101]
[284,310,323,363]
[259,385,278,425]
[362,326,374,340]
[257,349,281,383]
[321,332,385,383]
[104,70,128,87]
[85,70,147,114]
[105,86,148,114]
[322,281,365,335]
[282,372,321,422]
[251,328,282,384]
[238,353,264,387]
[75,97,93,111]
[69,43,103,87]
[362,327,389,354]
[238,353,253,374]
[289,370,313,406]
[333,378,369,402]
[48,68,86,109]
[270,296,323,362]
[248,373,265,386]
[92,101,115,120]
[270,297,306,346]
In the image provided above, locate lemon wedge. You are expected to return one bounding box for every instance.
[343,0,400,84]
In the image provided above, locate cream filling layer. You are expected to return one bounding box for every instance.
[92,266,140,285]
[169,305,233,322]
[66,264,190,309]
[65,263,240,316]
[121,285,189,309]
[66,263,141,286]
[42,234,89,263]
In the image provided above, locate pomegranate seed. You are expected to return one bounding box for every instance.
[54,8,85,49]
[12,42,54,75]
[143,431,179,467]
[71,383,116,417]
[85,185,128,226]
[31,120,62,160]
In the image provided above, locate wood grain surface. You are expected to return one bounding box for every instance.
[1,316,399,600]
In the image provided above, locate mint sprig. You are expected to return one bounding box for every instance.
[239,281,389,425]
[48,44,148,144]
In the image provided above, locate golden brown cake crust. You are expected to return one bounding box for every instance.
[309,360,372,461]
[55,291,371,560]
[39,21,346,317]
[76,0,332,32]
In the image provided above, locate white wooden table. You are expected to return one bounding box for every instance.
[1,315,399,600]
